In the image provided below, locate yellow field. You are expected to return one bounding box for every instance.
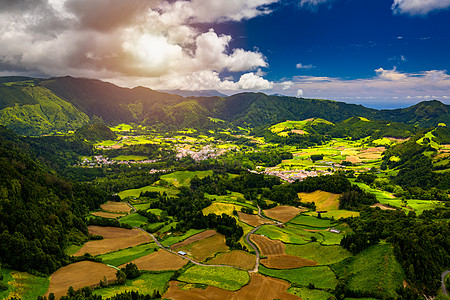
[202,203,237,217]
[298,190,340,211]
[178,234,229,262]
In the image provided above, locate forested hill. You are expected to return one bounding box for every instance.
[1,76,450,135]
[0,126,108,274]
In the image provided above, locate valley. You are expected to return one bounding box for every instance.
[0,77,449,300]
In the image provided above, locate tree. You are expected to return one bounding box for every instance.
[121,262,141,279]
[116,269,127,285]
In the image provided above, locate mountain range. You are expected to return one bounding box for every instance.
[0,76,449,135]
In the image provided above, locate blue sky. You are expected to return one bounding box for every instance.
[1,0,450,108]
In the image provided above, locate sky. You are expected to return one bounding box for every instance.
[1,0,450,108]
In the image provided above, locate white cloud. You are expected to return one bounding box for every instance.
[300,0,332,7]
[392,0,450,15]
[296,63,315,69]
[0,0,272,91]
[296,89,304,97]
[270,68,450,107]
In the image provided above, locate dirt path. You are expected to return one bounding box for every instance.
[442,270,450,296]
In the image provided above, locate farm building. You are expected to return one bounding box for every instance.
[178,251,187,255]
[330,228,340,234]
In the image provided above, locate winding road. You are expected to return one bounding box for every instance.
[442,270,450,296]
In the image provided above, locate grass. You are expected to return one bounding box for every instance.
[289,215,334,228]
[202,202,239,217]
[259,265,338,290]
[133,203,151,211]
[161,229,206,247]
[97,242,157,266]
[178,265,250,291]
[66,244,83,256]
[112,155,148,161]
[319,231,345,245]
[93,272,173,298]
[205,192,256,210]
[118,185,178,199]
[0,268,49,300]
[119,213,148,227]
[298,190,340,211]
[332,243,404,299]
[288,286,335,300]
[256,224,323,244]
[285,242,352,265]
[160,170,213,188]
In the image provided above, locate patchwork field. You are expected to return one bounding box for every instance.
[164,273,300,300]
[261,254,317,269]
[0,269,49,300]
[97,242,156,266]
[74,226,151,256]
[250,234,285,256]
[285,242,351,265]
[93,272,173,298]
[238,212,274,227]
[178,233,229,261]
[170,230,216,249]
[91,211,125,219]
[207,250,255,270]
[177,265,250,291]
[100,201,131,213]
[256,224,322,244]
[46,261,117,299]
[263,205,302,222]
[122,249,188,271]
[259,265,338,290]
[297,190,340,211]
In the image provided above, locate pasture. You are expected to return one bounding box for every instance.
[177,265,250,291]
[74,226,151,256]
[289,215,334,228]
[93,272,173,298]
[207,250,256,270]
[178,233,229,262]
[46,261,117,299]
[169,229,216,249]
[160,170,213,188]
[285,242,351,265]
[0,269,49,300]
[202,202,238,217]
[263,206,302,223]
[261,254,317,269]
[164,273,300,300]
[119,213,148,227]
[333,243,404,299]
[288,286,335,300]
[259,265,338,290]
[250,234,285,255]
[256,224,323,244]
[297,190,340,211]
[123,249,188,271]
[97,242,156,267]
[118,185,179,199]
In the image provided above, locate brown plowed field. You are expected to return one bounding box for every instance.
[207,250,256,270]
[120,249,188,271]
[261,254,318,269]
[263,206,302,223]
[74,226,151,256]
[46,261,116,299]
[178,233,229,262]
[250,234,284,256]
[163,273,300,300]
[170,230,216,249]
[237,212,274,227]
[100,201,131,213]
[91,211,125,219]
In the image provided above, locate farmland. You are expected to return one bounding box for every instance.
[263,205,303,222]
[122,249,188,271]
[207,250,256,270]
[285,242,351,265]
[0,269,49,300]
[97,242,156,266]
[260,254,318,269]
[177,233,229,261]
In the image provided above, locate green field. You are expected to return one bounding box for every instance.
[112,155,148,161]
[256,224,324,244]
[0,268,49,300]
[288,286,335,300]
[93,272,173,298]
[259,265,338,290]
[178,265,250,291]
[65,244,83,256]
[119,213,148,227]
[289,215,335,228]
[118,185,179,199]
[160,170,214,188]
[332,243,404,298]
[110,124,133,132]
[285,242,352,265]
[97,243,157,266]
